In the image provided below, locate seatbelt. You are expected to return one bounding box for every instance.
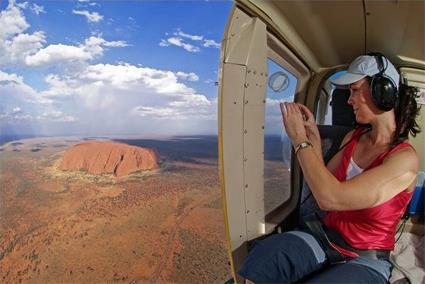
[302,214,390,264]
[323,227,390,260]
[302,214,346,264]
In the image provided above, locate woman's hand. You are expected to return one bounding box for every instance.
[297,104,322,155]
[280,103,323,161]
[280,102,308,146]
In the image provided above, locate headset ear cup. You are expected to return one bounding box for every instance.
[370,75,398,111]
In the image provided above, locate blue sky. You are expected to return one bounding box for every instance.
[265,58,298,135]
[0,0,233,137]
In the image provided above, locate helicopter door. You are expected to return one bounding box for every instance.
[218,5,310,281]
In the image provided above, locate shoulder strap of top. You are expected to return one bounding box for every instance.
[388,142,415,154]
[334,128,367,181]
[367,142,415,170]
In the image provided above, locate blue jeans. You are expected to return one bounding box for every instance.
[238,231,392,283]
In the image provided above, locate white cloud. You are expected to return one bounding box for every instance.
[0,70,31,90]
[12,107,22,114]
[70,64,200,98]
[72,9,103,23]
[24,36,128,67]
[84,36,128,54]
[203,39,220,49]
[132,106,176,118]
[30,4,45,15]
[0,70,76,128]
[0,70,53,122]
[159,40,170,47]
[132,95,214,120]
[175,30,203,41]
[0,31,46,66]
[265,98,286,122]
[1,62,217,135]
[0,3,125,67]
[160,37,200,53]
[102,40,128,47]
[15,2,29,9]
[0,112,33,121]
[160,29,220,53]
[0,2,45,66]
[0,1,30,39]
[43,74,77,97]
[48,63,213,127]
[40,110,76,122]
[176,71,199,81]
[169,93,211,108]
[7,2,45,16]
[266,98,282,107]
[25,44,92,66]
[204,79,215,84]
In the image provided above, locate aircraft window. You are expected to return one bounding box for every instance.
[316,71,348,125]
[316,88,332,125]
[264,58,298,214]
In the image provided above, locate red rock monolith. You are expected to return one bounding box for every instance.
[60,141,159,177]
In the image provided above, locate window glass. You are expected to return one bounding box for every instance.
[317,71,347,125]
[264,58,298,214]
[316,88,332,125]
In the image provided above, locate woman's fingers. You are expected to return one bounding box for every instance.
[281,102,306,127]
[281,102,297,117]
[297,103,315,122]
[280,102,308,143]
[280,102,286,117]
[286,102,301,115]
[297,103,311,114]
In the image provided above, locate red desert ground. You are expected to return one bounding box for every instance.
[0,136,231,283]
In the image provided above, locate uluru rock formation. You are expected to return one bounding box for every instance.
[60,141,160,177]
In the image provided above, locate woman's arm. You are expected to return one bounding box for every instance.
[281,102,418,211]
[295,103,324,164]
[297,144,417,210]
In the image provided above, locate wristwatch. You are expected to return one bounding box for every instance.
[294,141,312,155]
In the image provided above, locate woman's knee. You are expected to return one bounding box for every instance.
[238,231,326,283]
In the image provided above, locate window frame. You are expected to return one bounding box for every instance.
[263,32,310,231]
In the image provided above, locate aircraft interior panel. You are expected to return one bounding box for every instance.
[220,63,248,250]
[365,1,425,66]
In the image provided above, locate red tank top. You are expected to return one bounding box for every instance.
[323,128,414,253]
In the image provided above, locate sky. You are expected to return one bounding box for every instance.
[265,58,297,135]
[0,0,233,137]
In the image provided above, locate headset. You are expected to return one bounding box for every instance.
[367,52,399,111]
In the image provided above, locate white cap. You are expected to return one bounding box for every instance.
[331,55,399,89]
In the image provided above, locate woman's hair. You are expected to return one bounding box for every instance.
[393,84,422,146]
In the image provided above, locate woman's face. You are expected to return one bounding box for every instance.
[347,78,379,124]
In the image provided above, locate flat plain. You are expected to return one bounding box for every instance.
[0,136,231,283]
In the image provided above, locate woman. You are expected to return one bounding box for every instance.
[239,54,421,283]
